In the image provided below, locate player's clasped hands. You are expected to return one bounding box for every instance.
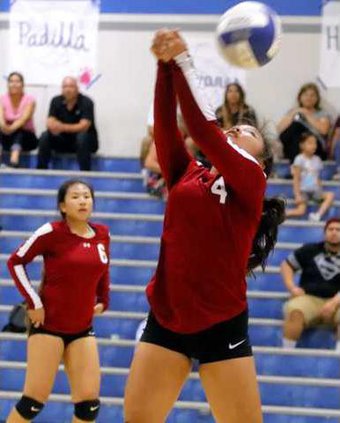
[151,29,187,62]
[27,307,45,328]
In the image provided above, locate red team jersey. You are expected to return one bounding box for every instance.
[7,220,110,333]
[146,53,266,334]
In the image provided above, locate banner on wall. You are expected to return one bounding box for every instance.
[319,0,340,88]
[188,39,246,111]
[9,0,100,85]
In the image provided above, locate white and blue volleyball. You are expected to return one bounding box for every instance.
[216,1,281,69]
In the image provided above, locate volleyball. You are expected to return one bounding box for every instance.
[216,1,281,69]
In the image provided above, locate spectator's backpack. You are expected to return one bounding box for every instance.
[1,302,27,333]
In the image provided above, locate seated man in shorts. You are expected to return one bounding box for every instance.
[281,218,340,349]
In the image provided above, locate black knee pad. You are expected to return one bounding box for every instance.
[74,399,100,421]
[16,395,44,420]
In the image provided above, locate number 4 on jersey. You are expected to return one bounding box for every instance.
[211,176,227,204]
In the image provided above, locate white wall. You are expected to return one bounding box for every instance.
[0,14,339,157]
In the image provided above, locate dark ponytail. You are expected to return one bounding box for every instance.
[248,197,286,272]
[247,133,286,273]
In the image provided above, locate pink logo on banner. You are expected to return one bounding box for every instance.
[79,67,101,90]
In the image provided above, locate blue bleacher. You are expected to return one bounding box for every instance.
[1,157,340,422]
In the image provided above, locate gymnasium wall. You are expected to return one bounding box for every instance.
[0,0,339,157]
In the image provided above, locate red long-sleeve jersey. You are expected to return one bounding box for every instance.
[7,220,110,333]
[146,53,266,334]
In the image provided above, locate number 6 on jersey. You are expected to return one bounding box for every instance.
[97,243,108,264]
[211,176,227,204]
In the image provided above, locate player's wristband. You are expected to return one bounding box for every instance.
[174,51,193,70]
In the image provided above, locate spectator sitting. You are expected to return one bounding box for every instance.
[277,83,331,163]
[37,76,98,171]
[329,115,340,180]
[286,132,334,222]
[0,72,37,168]
[281,218,340,350]
[178,113,211,169]
[215,82,258,130]
[140,128,167,200]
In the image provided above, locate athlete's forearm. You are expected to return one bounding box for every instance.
[154,61,191,188]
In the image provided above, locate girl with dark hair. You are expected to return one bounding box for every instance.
[124,30,285,423]
[216,82,258,129]
[0,72,38,167]
[277,82,331,163]
[286,132,334,221]
[7,179,110,423]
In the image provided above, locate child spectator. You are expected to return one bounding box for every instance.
[286,131,334,221]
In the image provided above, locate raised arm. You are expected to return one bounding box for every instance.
[153,60,191,188]
[171,51,266,205]
[7,223,53,309]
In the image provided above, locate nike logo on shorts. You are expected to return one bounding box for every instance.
[90,405,100,411]
[228,339,246,350]
[31,406,40,412]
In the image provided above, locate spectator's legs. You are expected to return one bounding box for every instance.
[334,310,340,351]
[75,132,93,171]
[37,131,54,169]
[317,191,335,218]
[283,295,323,348]
[333,140,340,180]
[283,310,304,348]
[9,144,21,167]
[285,201,307,218]
[9,131,24,167]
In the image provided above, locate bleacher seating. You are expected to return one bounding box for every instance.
[0,156,340,422]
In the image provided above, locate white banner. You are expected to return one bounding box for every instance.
[319,0,340,88]
[188,38,246,111]
[9,0,100,85]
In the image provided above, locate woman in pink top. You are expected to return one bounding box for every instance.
[0,72,37,167]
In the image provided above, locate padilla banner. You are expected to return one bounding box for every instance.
[319,0,340,88]
[9,0,100,85]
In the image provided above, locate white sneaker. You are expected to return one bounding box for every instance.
[333,173,340,181]
[309,212,321,222]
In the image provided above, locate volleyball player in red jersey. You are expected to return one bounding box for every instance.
[7,179,110,423]
[124,31,285,423]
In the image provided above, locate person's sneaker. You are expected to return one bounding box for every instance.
[0,163,7,169]
[309,212,321,222]
[8,162,19,168]
[333,172,340,181]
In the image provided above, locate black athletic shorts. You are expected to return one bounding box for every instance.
[29,326,95,348]
[140,309,252,364]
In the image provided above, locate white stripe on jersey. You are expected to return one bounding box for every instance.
[174,51,216,122]
[17,223,53,258]
[13,265,43,309]
[226,137,260,166]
